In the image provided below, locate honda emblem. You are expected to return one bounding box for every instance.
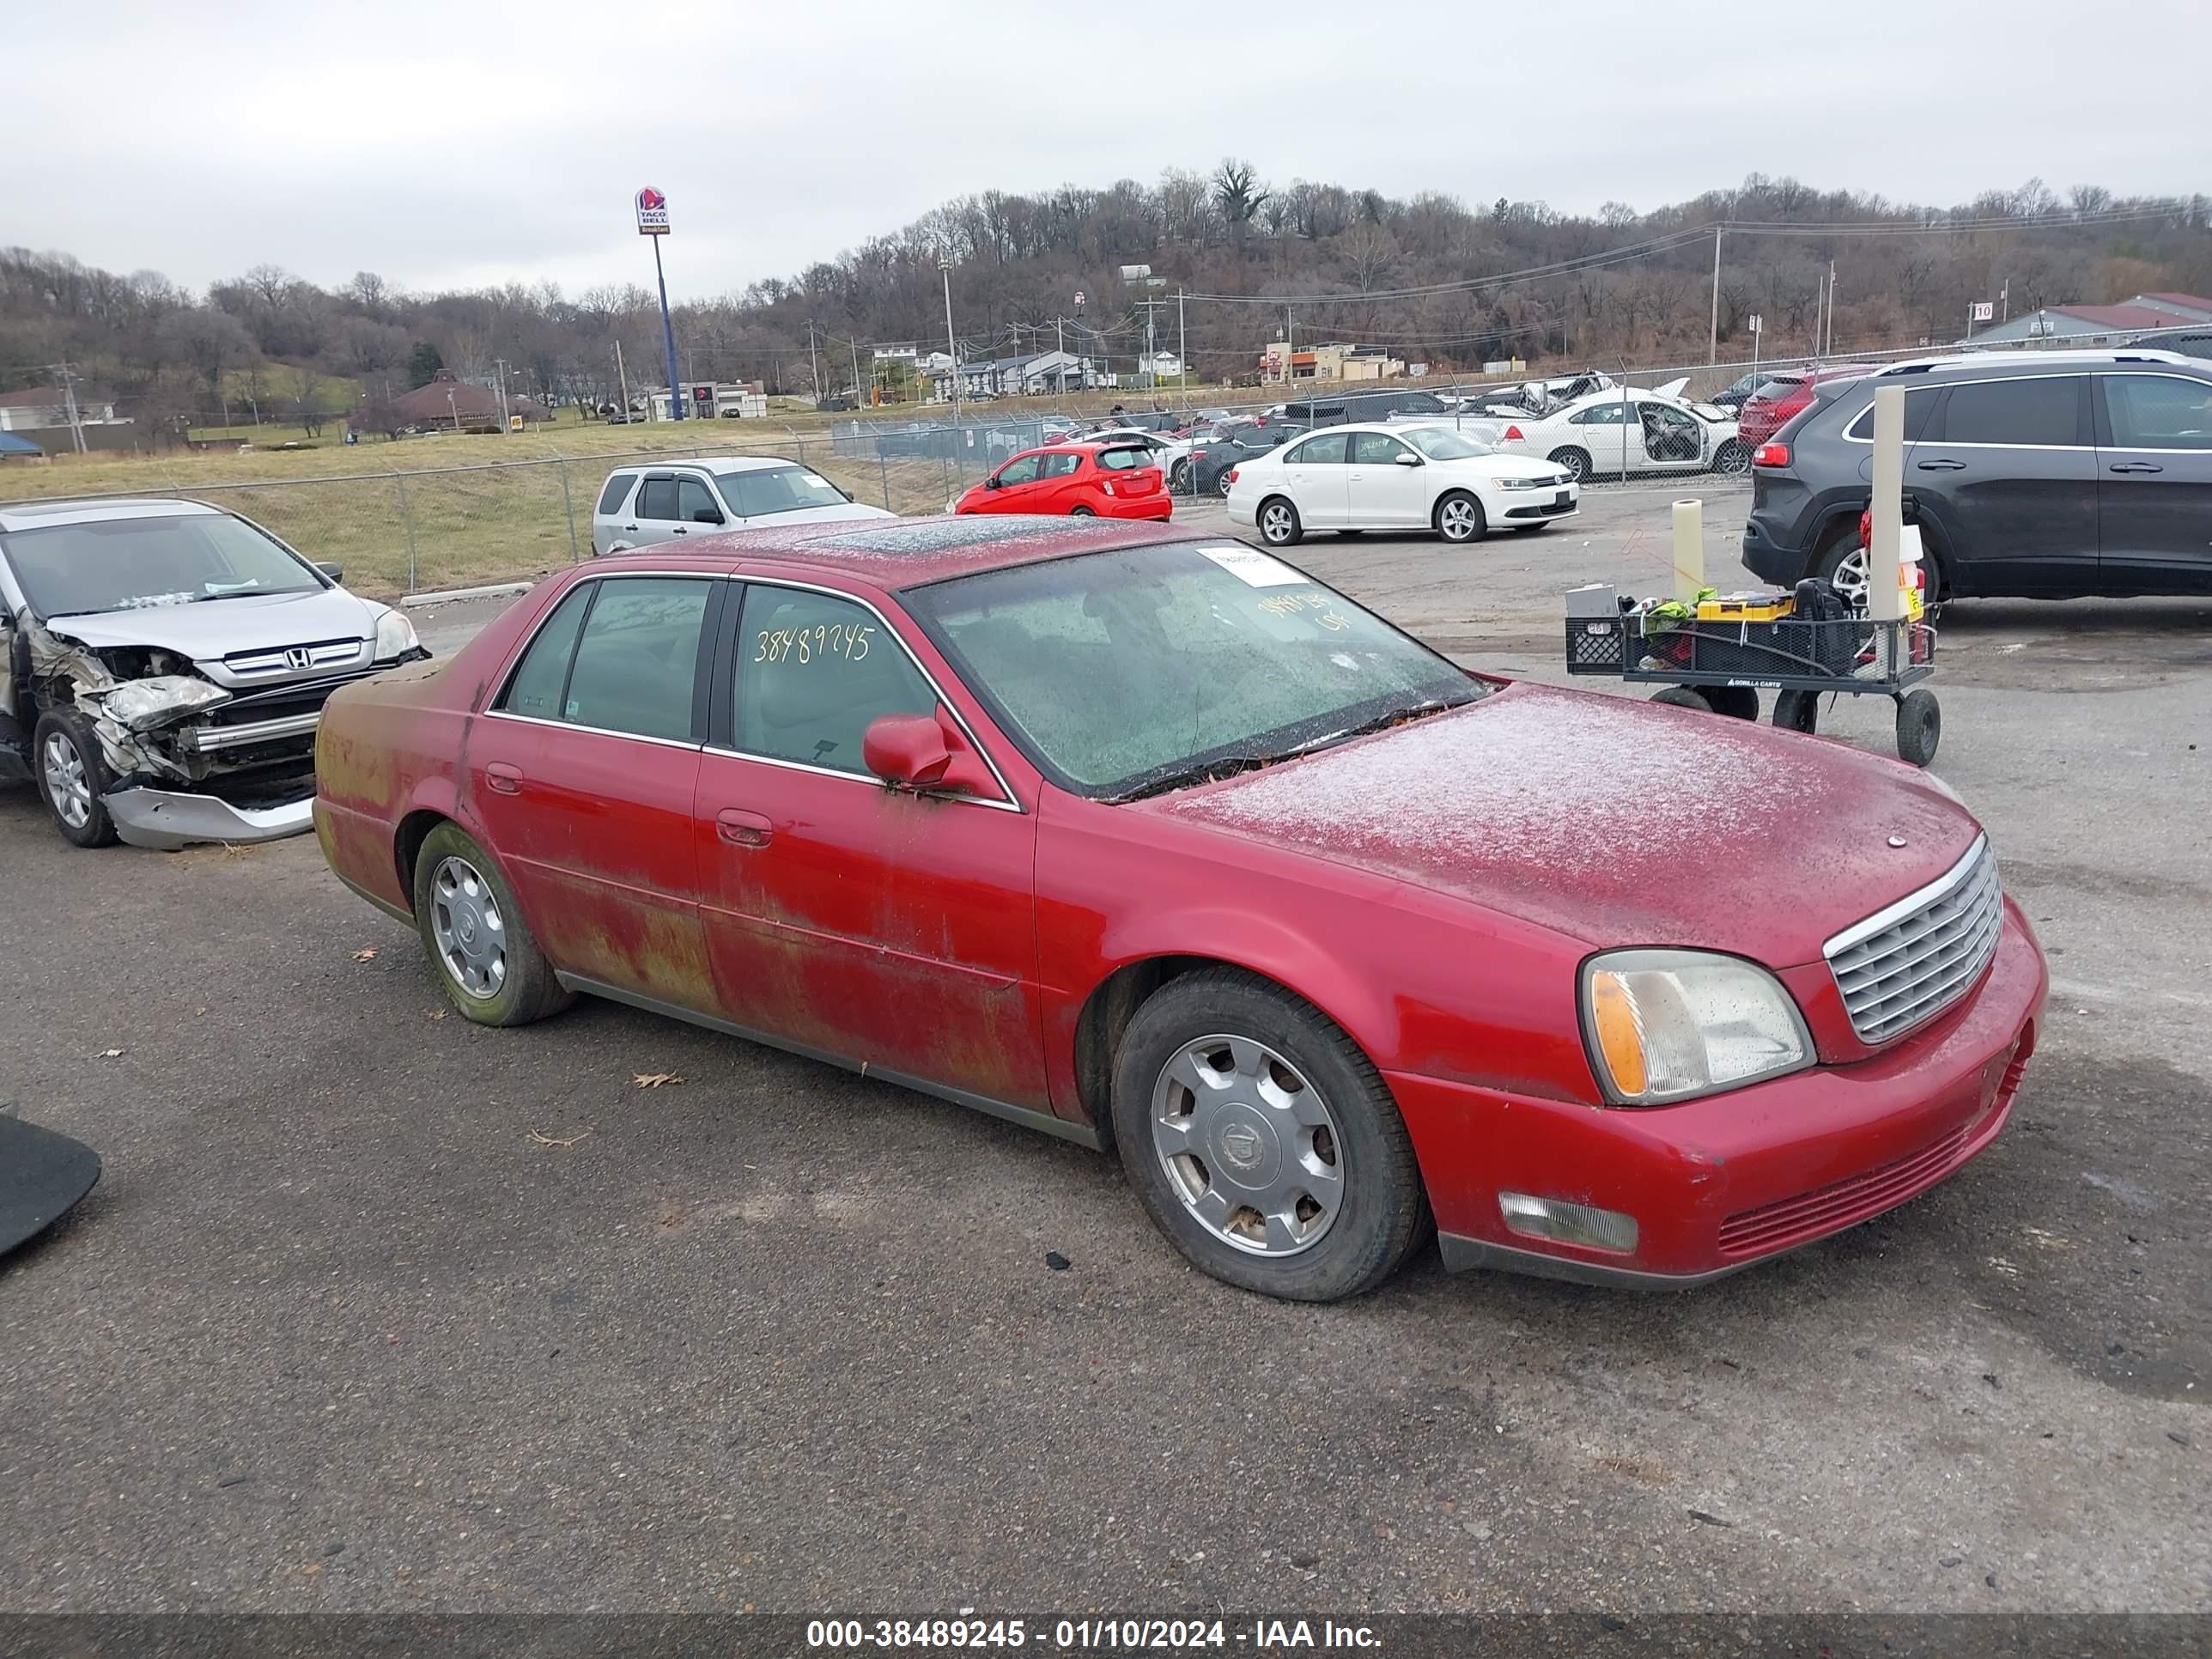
[285,647,313,671]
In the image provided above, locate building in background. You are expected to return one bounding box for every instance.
[0,385,124,433]
[1964,291,2212,346]
[1260,343,1406,383]
[388,370,550,433]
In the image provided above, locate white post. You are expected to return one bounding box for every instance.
[1867,386,1906,622]
[1671,498,1704,604]
[940,261,962,425]
[1707,225,1723,364]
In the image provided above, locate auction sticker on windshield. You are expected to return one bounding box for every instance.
[1196,545,1305,586]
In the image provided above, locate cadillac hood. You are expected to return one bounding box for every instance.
[40,586,387,662]
[1150,681,1984,968]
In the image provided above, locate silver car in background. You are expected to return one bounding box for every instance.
[590,455,893,555]
[0,496,428,849]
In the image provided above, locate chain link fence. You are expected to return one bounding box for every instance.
[3,336,1990,599]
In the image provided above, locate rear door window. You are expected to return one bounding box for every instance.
[1932,376,2083,447]
[1286,432,1349,464]
[560,578,714,741]
[634,474,680,520]
[499,586,595,721]
[1037,452,1084,477]
[595,474,635,515]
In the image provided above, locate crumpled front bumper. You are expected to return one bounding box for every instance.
[106,787,317,851]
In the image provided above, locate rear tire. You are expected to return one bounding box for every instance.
[1110,968,1430,1302]
[1257,497,1304,547]
[1549,446,1591,484]
[1168,461,1191,494]
[412,823,572,1027]
[1706,684,1760,721]
[1071,506,1096,517]
[1434,490,1486,544]
[33,708,119,848]
[1711,439,1750,477]
[1650,686,1713,712]
[1773,689,1820,733]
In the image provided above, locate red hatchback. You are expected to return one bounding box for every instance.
[1737,363,1875,449]
[315,520,2044,1301]
[951,441,1171,521]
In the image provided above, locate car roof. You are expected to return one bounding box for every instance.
[583,514,1192,589]
[0,495,225,532]
[1871,347,2199,378]
[602,455,807,477]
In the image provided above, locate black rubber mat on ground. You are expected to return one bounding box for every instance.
[0,1115,100,1255]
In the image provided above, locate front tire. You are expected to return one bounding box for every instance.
[411,823,572,1026]
[1650,685,1713,711]
[1548,446,1591,484]
[1168,461,1191,495]
[1110,969,1430,1302]
[1257,496,1304,546]
[1711,439,1750,477]
[1434,490,1486,544]
[33,708,118,848]
[1071,506,1096,517]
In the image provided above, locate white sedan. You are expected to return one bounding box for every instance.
[1456,385,1748,483]
[1224,422,1578,547]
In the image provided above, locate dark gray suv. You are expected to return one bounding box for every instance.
[1741,349,2212,602]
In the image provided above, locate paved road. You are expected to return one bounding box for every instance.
[3,497,2206,1615]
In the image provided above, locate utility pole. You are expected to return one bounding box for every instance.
[493,357,512,428]
[614,342,631,420]
[1177,289,1188,408]
[939,258,962,425]
[1827,261,1839,354]
[52,362,88,453]
[807,321,824,407]
[848,334,863,408]
[1708,224,1723,364]
[1055,317,1066,395]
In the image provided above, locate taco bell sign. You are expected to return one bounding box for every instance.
[635,186,671,235]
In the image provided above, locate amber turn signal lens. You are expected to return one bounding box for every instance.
[1589,971,1648,1098]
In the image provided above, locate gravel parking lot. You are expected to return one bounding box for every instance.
[3,486,2206,1617]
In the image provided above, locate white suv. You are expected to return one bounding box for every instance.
[590,457,893,555]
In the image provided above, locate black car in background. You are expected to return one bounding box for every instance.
[1741,349,2212,603]
[1182,421,1309,495]
[1281,389,1454,427]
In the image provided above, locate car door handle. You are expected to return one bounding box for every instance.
[2108,461,2165,474]
[1916,459,1967,471]
[622,523,638,531]
[672,526,688,535]
[485,763,523,795]
[715,808,774,848]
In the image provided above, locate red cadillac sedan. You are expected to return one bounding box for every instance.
[315,520,2045,1301]
[951,441,1171,521]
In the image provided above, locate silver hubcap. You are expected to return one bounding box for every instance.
[1439,498,1478,539]
[1217,472,1234,497]
[1832,548,1871,611]
[429,855,507,1000]
[1261,503,1294,542]
[1152,1034,1344,1257]
[1557,452,1585,481]
[1716,444,1748,475]
[41,732,91,829]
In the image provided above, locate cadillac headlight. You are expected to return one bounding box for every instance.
[374,608,420,661]
[1581,950,1812,1105]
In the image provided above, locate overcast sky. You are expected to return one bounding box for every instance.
[10,0,2209,302]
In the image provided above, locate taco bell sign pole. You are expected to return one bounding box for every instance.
[635,187,684,420]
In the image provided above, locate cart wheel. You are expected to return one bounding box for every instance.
[1773,689,1820,734]
[1650,686,1713,712]
[1895,689,1941,767]
[1706,685,1759,721]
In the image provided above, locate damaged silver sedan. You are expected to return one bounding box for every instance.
[0,496,428,849]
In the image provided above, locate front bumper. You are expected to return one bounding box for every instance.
[107,786,317,851]
[1394,900,2047,1286]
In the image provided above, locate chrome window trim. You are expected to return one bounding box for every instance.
[1823,834,1990,959]
[478,708,703,751]
[722,573,1025,813]
[1840,373,2087,448]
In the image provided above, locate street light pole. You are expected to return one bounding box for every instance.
[1708,224,1723,364]
[494,357,511,428]
[940,258,962,426]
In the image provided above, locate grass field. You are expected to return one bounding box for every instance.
[1,421,986,597]
[0,380,1246,598]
